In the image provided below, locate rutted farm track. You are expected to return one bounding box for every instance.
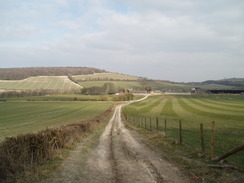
[43,103,190,183]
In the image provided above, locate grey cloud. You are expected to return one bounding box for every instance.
[0,0,243,81]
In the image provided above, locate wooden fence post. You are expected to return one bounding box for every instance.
[179,120,183,144]
[211,121,215,160]
[164,119,167,137]
[200,123,205,153]
[156,117,159,132]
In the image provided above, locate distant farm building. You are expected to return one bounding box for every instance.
[191,87,201,94]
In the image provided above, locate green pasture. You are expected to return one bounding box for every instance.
[0,76,81,91]
[124,95,244,128]
[148,81,190,90]
[0,100,113,141]
[124,94,244,169]
[78,80,189,91]
[22,94,103,101]
[73,72,140,81]
[79,81,143,89]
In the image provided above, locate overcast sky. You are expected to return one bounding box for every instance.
[0,0,243,82]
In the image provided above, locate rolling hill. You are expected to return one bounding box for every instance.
[0,67,243,92]
[73,72,142,81]
[0,76,82,91]
[0,67,106,80]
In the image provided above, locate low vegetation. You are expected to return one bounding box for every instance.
[1,67,243,181]
[124,121,244,182]
[0,99,113,141]
[0,104,114,182]
[123,94,244,170]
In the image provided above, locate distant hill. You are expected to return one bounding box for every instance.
[0,67,243,91]
[73,72,142,81]
[185,78,244,90]
[203,78,244,87]
[0,76,82,91]
[0,67,106,80]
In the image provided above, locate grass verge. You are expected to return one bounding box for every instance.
[124,119,244,183]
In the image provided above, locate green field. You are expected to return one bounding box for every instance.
[79,81,143,89]
[193,84,234,90]
[147,81,190,90]
[124,94,244,169]
[0,100,113,141]
[78,80,190,91]
[0,76,81,91]
[124,95,244,127]
[73,72,141,81]
[18,94,105,101]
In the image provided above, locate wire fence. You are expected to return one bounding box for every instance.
[124,114,244,171]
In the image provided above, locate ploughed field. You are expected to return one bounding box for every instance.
[0,76,81,91]
[123,94,244,169]
[0,99,113,141]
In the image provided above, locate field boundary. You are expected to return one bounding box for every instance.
[123,113,244,171]
[0,105,115,182]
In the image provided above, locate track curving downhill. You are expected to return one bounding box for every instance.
[43,98,190,183]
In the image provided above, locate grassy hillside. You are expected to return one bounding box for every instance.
[1,67,240,92]
[73,72,141,81]
[79,81,143,89]
[0,76,81,91]
[78,78,191,92]
[143,80,190,90]
[203,78,244,87]
[0,67,106,80]
[187,78,244,89]
[0,100,113,141]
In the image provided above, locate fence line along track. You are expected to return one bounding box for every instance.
[124,114,244,171]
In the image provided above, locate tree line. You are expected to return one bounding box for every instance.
[0,67,106,80]
[81,82,120,95]
[81,82,134,101]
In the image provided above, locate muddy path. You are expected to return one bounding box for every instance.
[43,99,190,183]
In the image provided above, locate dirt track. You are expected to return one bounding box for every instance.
[43,100,190,183]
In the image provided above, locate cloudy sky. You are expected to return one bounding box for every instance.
[1,0,243,82]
